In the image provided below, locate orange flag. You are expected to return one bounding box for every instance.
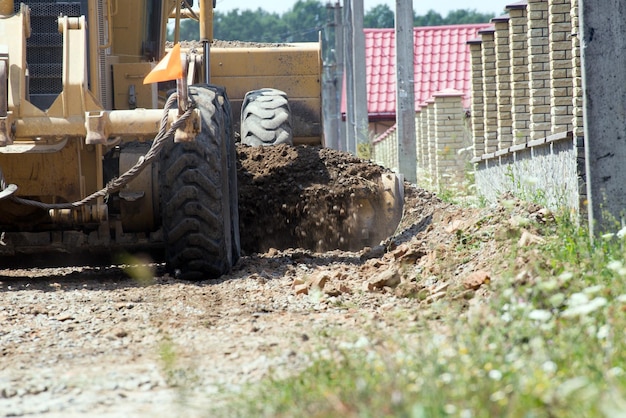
[144,43,183,84]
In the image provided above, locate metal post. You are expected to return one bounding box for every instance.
[580,0,626,235]
[343,1,355,154]
[395,0,417,183]
[334,3,345,151]
[352,0,369,158]
[199,0,213,83]
[322,3,341,150]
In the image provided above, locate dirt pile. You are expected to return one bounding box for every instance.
[236,144,403,253]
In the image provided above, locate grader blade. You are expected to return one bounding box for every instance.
[236,145,404,254]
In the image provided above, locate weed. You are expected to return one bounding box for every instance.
[158,336,199,390]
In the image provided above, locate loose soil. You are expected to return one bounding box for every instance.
[0,144,548,417]
[237,144,400,253]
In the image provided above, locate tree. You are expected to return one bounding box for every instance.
[281,0,326,42]
[166,3,496,43]
[213,8,289,42]
[414,9,494,26]
[364,4,394,28]
[444,9,497,24]
[178,18,198,40]
[414,10,445,27]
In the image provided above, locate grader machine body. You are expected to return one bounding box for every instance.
[0,0,402,279]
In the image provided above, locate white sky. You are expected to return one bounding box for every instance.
[214,0,508,17]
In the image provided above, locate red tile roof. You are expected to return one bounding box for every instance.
[344,23,492,119]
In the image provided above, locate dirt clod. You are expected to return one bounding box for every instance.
[463,270,491,290]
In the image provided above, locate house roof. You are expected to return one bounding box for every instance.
[344,23,492,119]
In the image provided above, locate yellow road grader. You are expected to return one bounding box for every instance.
[0,0,402,279]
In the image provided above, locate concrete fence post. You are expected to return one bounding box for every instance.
[580,0,626,234]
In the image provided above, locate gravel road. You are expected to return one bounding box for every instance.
[0,244,433,417]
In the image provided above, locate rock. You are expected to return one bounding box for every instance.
[423,290,447,304]
[394,282,421,298]
[308,271,330,291]
[367,268,401,291]
[292,271,333,295]
[339,283,352,294]
[112,328,128,338]
[445,219,466,234]
[463,270,491,290]
[291,277,306,288]
[56,312,74,322]
[360,245,385,260]
[323,285,342,297]
[391,243,424,264]
[293,283,309,295]
[518,229,545,247]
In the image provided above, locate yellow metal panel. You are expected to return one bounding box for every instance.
[111,0,146,62]
[210,44,321,78]
[0,141,84,201]
[113,63,158,110]
[1,9,28,112]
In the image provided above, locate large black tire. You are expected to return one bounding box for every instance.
[159,85,240,280]
[240,88,293,146]
[221,87,241,264]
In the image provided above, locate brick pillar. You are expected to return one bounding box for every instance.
[527,0,551,140]
[426,98,436,185]
[415,108,425,176]
[549,0,573,134]
[434,89,466,184]
[570,0,584,139]
[415,108,422,172]
[570,0,585,212]
[494,15,513,149]
[479,27,498,152]
[468,39,485,158]
[419,104,429,175]
[508,2,530,145]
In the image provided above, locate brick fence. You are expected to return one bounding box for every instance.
[469,0,585,212]
[371,89,472,189]
[371,0,585,208]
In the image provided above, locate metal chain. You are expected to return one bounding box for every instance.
[0,93,196,210]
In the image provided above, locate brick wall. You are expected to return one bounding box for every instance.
[470,0,584,212]
[371,0,585,203]
[372,89,470,188]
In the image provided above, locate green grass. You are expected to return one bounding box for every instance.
[214,211,626,418]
